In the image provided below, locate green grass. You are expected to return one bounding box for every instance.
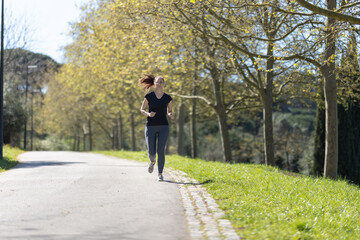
[97,150,360,240]
[0,145,24,173]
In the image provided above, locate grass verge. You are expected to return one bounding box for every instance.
[0,145,24,173]
[97,150,360,240]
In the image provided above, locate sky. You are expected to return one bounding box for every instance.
[7,0,89,63]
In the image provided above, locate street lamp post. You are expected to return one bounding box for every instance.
[24,65,37,150]
[0,0,4,160]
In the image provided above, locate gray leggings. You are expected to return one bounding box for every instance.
[145,125,169,174]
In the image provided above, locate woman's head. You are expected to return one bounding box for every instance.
[154,76,165,89]
[139,75,165,90]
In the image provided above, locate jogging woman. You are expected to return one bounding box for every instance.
[139,75,174,181]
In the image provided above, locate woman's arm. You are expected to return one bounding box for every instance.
[140,98,155,117]
[167,100,175,120]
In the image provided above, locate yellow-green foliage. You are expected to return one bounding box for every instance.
[0,145,24,173]
[99,151,360,240]
[42,0,203,147]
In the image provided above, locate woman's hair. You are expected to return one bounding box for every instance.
[139,75,165,90]
[139,74,155,90]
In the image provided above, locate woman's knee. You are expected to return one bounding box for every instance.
[149,154,156,162]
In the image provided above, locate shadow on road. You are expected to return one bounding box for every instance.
[15,161,85,169]
[7,231,141,240]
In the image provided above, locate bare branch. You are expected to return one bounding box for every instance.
[281,53,322,69]
[336,2,360,12]
[275,79,293,96]
[207,6,322,42]
[170,93,214,107]
[210,2,316,16]
[226,104,263,112]
[231,57,260,91]
[295,0,360,24]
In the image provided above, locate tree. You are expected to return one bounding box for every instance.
[45,0,197,151]
[261,0,360,178]
[4,49,59,147]
[3,85,25,145]
[165,0,325,165]
[337,34,360,184]
[291,0,360,178]
[2,10,33,148]
[4,9,31,57]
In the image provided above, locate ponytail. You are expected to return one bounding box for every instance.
[139,74,155,90]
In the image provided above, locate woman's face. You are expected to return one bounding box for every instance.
[154,77,165,89]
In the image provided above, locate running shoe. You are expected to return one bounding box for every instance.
[158,175,164,181]
[148,161,155,173]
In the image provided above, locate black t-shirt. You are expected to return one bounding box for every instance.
[145,92,172,126]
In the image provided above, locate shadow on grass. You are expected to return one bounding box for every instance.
[162,179,214,185]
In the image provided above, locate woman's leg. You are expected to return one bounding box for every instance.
[145,126,157,163]
[157,125,169,174]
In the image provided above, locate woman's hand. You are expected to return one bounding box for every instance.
[168,112,175,120]
[148,112,156,117]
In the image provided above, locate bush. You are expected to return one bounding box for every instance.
[38,135,71,151]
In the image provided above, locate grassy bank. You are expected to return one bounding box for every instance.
[98,150,360,239]
[0,145,24,173]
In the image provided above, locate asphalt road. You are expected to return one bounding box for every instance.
[0,151,189,240]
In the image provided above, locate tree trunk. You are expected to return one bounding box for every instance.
[323,0,338,179]
[112,125,115,150]
[191,62,198,158]
[208,63,232,162]
[130,113,136,151]
[73,134,77,151]
[216,107,232,163]
[83,133,86,152]
[119,114,124,150]
[115,120,119,150]
[263,96,274,166]
[177,103,185,156]
[191,95,197,158]
[262,40,275,166]
[77,136,80,151]
[210,68,232,163]
[88,119,92,151]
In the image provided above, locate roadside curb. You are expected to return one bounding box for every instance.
[168,169,240,240]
